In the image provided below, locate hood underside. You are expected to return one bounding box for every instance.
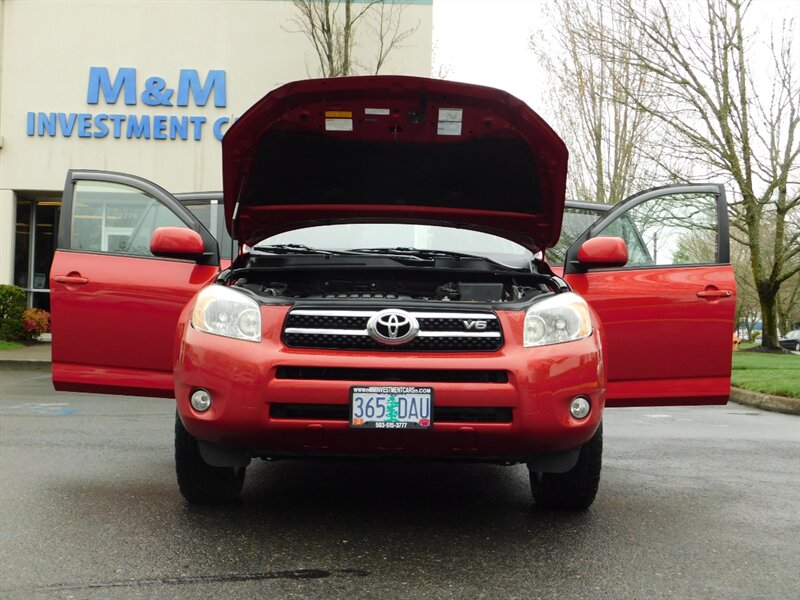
[222,76,568,251]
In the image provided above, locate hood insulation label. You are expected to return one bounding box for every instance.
[437,108,463,136]
[325,118,353,131]
[325,110,353,131]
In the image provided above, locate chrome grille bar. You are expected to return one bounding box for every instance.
[289,309,498,320]
[284,328,502,338]
[283,307,504,351]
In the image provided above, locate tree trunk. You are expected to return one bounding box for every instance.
[757,282,781,350]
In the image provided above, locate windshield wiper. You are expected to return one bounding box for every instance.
[347,247,530,270]
[348,247,486,260]
[253,244,336,255]
[251,245,524,269]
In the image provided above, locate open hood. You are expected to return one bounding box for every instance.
[222,76,568,251]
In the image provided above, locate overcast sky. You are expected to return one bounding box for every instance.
[432,0,800,120]
[433,0,548,110]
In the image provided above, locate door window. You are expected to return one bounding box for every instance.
[70,181,187,256]
[591,191,721,267]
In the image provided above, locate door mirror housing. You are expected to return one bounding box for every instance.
[150,227,205,259]
[576,237,628,270]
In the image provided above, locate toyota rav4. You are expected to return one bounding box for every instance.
[50,76,736,510]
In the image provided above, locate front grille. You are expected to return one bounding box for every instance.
[283,309,504,352]
[269,403,513,423]
[276,366,509,383]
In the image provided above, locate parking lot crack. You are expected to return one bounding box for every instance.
[12,568,370,593]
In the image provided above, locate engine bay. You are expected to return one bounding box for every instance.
[223,254,556,304]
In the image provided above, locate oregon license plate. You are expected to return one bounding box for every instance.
[350,386,433,429]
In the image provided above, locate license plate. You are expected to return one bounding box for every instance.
[350,386,433,429]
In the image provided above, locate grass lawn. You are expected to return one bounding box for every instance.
[731,351,800,399]
[0,340,24,351]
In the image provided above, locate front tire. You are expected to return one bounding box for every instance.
[529,422,602,511]
[175,413,246,505]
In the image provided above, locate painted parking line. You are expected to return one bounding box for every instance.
[0,403,78,416]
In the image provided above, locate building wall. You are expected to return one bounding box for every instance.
[0,0,433,288]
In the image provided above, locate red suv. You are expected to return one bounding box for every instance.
[50,76,735,510]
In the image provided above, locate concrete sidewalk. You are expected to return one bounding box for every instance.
[0,342,51,364]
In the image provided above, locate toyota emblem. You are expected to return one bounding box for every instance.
[367,309,420,345]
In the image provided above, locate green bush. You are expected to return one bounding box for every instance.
[0,285,27,341]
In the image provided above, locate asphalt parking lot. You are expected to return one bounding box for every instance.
[1,365,799,599]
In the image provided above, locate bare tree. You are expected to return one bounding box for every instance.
[369,0,419,74]
[731,239,761,340]
[733,217,798,340]
[531,0,668,204]
[431,39,452,80]
[549,0,799,349]
[289,0,419,77]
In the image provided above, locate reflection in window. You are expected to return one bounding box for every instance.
[71,181,187,257]
[261,223,533,267]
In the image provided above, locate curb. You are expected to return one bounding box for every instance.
[0,342,52,366]
[729,387,800,416]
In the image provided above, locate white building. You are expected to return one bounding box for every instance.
[0,0,433,308]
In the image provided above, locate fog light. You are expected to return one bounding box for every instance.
[190,389,212,412]
[569,396,591,419]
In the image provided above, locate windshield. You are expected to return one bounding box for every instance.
[547,206,608,264]
[257,224,534,267]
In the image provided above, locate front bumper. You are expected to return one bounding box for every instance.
[174,306,605,461]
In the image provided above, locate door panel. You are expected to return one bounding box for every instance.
[564,184,735,407]
[51,171,220,397]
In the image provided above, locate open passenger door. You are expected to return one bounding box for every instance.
[562,184,735,407]
[50,171,220,397]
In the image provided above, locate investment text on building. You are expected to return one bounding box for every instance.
[25,67,235,141]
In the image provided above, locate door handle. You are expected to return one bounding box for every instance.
[696,289,731,299]
[54,275,89,285]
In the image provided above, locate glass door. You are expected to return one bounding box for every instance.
[13,195,62,310]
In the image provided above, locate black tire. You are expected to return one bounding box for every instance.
[529,422,602,511]
[175,413,246,505]
[795,342,799,352]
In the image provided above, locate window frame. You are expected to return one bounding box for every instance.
[59,170,219,267]
[564,184,729,275]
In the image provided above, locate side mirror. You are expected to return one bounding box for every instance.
[150,227,205,259]
[576,236,628,269]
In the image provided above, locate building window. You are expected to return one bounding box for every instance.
[14,199,32,289]
[14,195,62,311]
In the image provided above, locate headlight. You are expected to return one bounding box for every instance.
[523,292,592,347]
[191,285,262,342]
